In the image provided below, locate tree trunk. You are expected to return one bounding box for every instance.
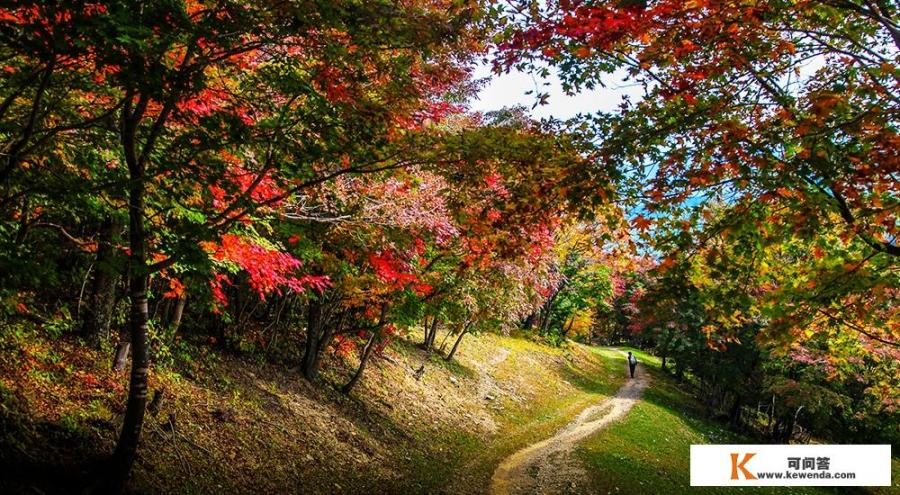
[538,286,562,335]
[109,94,151,493]
[310,312,342,378]
[110,176,149,491]
[301,297,341,381]
[422,315,431,347]
[342,332,377,394]
[445,330,467,361]
[437,325,453,352]
[539,292,557,335]
[112,342,130,372]
[561,316,574,338]
[775,417,795,444]
[729,395,742,428]
[659,329,671,372]
[168,292,186,333]
[445,320,473,362]
[423,316,439,350]
[82,216,122,346]
[301,297,325,381]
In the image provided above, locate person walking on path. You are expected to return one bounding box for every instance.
[627,351,638,378]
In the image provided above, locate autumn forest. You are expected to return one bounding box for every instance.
[0,1,897,494]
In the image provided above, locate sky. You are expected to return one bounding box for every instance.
[468,63,645,119]
[469,54,828,120]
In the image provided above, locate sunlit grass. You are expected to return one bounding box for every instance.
[408,333,627,492]
[577,348,895,495]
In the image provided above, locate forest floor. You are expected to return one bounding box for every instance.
[0,323,897,494]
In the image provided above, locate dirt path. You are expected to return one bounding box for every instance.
[489,352,649,494]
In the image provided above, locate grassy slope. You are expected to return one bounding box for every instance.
[577,348,899,495]
[0,323,624,494]
[439,343,625,494]
[2,324,894,495]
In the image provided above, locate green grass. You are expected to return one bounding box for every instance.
[404,335,628,493]
[438,375,622,492]
[578,347,898,495]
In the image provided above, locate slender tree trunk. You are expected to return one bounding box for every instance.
[82,216,122,346]
[310,312,342,378]
[659,329,672,372]
[110,180,149,490]
[729,395,742,429]
[539,292,557,335]
[422,315,431,347]
[437,325,453,353]
[169,292,186,333]
[342,332,377,394]
[775,416,796,444]
[424,316,439,350]
[561,316,574,338]
[109,93,151,492]
[111,223,149,492]
[301,297,340,381]
[427,318,436,349]
[771,405,801,444]
[445,321,473,362]
[445,331,467,361]
[301,297,324,381]
[265,295,294,355]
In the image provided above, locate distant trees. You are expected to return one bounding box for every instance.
[523,220,628,344]
[619,205,899,444]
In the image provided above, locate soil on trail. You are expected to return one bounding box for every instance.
[489,353,649,495]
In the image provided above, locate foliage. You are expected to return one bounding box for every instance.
[498,0,899,443]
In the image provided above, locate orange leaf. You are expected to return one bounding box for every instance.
[633,215,653,231]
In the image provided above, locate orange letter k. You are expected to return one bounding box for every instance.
[730,453,757,480]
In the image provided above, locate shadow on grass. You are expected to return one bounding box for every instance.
[202,355,465,493]
[558,358,622,397]
[390,333,478,380]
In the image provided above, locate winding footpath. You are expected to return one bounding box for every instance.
[489,352,650,494]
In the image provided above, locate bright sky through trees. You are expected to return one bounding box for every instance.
[470,63,642,119]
